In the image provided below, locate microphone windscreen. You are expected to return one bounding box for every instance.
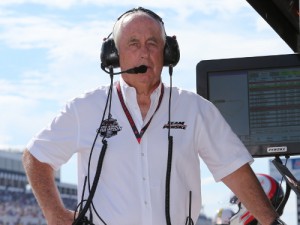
[126,65,148,74]
[137,65,147,73]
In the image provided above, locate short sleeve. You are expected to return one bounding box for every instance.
[196,100,253,182]
[26,100,79,171]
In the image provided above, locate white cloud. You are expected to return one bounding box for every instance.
[0,12,114,99]
[0,0,76,9]
[0,0,246,10]
[0,11,114,149]
[0,0,249,19]
[0,94,44,147]
[0,14,112,51]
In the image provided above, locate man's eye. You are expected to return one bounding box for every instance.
[129,42,138,47]
[147,41,159,48]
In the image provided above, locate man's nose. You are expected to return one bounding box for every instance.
[140,45,150,58]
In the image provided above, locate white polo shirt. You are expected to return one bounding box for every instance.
[27,78,253,225]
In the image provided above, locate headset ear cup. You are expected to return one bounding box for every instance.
[100,38,120,68]
[164,36,180,67]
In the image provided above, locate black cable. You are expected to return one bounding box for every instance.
[277,181,291,216]
[80,177,87,212]
[165,65,194,225]
[167,65,173,138]
[185,191,194,225]
[88,71,115,224]
[73,67,115,225]
[73,141,108,225]
[165,64,173,225]
[275,156,291,216]
[87,70,114,190]
[73,177,88,221]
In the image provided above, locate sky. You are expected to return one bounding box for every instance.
[0,0,298,224]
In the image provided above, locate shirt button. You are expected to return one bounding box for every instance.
[144,201,147,205]
[141,153,144,156]
[143,177,146,181]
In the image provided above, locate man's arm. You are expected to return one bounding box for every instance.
[222,163,279,225]
[22,149,74,225]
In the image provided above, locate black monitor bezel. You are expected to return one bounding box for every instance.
[196,53,300,158]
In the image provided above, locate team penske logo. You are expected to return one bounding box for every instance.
[98,117,122,138]
[163,121,187,130]
[267,146,287,154]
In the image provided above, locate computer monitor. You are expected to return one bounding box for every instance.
[196,54,300,157]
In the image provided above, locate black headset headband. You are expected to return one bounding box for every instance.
[100,7,180,69]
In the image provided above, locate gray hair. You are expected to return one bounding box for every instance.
[112,10,166,50]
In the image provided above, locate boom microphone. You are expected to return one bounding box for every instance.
[101,64,148,75]
[126,65,148,74]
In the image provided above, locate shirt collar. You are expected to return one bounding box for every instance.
[119,77,162,105]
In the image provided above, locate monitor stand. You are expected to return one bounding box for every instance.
[272,156,300,197]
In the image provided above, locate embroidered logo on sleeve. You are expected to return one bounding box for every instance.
[98,117,122,138]
[163,121,187,130]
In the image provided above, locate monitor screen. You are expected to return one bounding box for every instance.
[196,54,300,157]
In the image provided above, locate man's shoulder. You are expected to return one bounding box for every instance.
[170,86,206,101]
[68,85,111,106]
[169,85,217,113]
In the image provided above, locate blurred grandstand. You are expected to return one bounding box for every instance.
[0,149,77,225]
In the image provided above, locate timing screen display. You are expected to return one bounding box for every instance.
[208,67,300,149]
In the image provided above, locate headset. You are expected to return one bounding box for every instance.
[100,7,180,69]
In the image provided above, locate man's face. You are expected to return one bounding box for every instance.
[117,13,165,91]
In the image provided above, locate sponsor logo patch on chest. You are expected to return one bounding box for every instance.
[98,117,122,138]
[163,121,187,130]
